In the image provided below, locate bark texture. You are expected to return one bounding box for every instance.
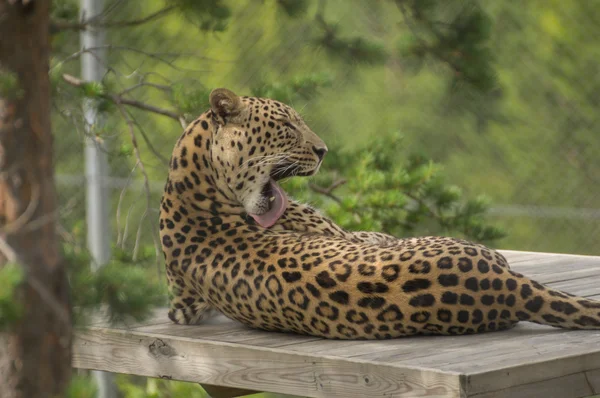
[0,1,73,397]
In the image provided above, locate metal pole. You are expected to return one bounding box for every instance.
[81,0,117,397]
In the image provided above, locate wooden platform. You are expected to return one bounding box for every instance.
[73,250,600,398]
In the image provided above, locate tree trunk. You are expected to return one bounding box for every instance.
[0,1,73,397]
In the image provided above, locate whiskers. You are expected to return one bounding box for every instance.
[270,159,301,180]
[234,153,291,179]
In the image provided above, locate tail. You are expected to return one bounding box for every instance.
[508,270,600,329]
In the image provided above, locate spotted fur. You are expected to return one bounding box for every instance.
[159,88,600,339]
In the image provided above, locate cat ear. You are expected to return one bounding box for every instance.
[209,88,243,123]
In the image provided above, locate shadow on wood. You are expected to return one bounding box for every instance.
[201,383,260,398]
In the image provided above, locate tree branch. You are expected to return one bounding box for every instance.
[51,5,176,33]
[115,103,162,273]
[61,73,185,124]
[308,179,346,203]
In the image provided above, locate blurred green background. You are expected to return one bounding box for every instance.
[52,0,600,258]
[48,0,600,396]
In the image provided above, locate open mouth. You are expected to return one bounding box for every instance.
[248,162,315,228]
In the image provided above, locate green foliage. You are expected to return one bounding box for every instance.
[96,253,166,323]
[80,81,105,98]
[116,375,209,398]
[251,73,333,103]
[73,80,115,114]
[65,374,97,398]
[276,0,310,17]
[171,0,231,31]
[64,243,165,325]
[397,0,497,95]
[0,263,24,330]
[50,0,78,21]
[318,23,388,65]
[285,133,505,245]
[171,82,211,118]
[0,69,24,100]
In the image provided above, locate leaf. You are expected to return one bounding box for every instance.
[0,263,24,330]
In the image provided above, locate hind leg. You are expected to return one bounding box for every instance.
[168,285,219,325]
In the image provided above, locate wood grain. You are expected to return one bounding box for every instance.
[73,328,461,398]
[73,250,600,397]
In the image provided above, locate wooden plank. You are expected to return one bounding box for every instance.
[135,315,248,336]
[73,327,462,398]
[85,307,171,329]
[74,251,600,398]
[585,368,600,394]
[128,311,329,349]
[513,258,600,275]
[500,250,598,263]
[548,277,600,297]
[467,372,597,398]
[500,251,557,263]
[351,325,578,366]
[437,332,600,373]
[464,351,600,397]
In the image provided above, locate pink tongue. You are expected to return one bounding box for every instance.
[249,179,288,228]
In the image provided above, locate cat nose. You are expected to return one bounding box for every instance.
[312,146,328,161]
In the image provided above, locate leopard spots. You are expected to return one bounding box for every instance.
[550,301,579,315]
[520,284,533,299]
[438,274,459,287]
[336,324,358,338]
[465,277,479,292]
[409,294,436,307]
[311,317,330,334]
[437,309,452,323]
[358,263,376,276]
[329,261,352,282]
[376,305,404,322]
[358,296,386,309]
[329,290,350,305]
[357,282,389,294]
[505,278,517,291]
[574,316,600,327]
[464,247,478,256]
[288,287,309,310]
[457,310,470,323]
[316,271,337,288]
[232,279,253,300]
[472,309,483,324]
[161,91,600,340]
[458,257,473,272]
[402,278,431,293]
[543,314,565,324]
[410,311,430,323]
[408,260,431,274]
[316,302,339,321]
[437,256,453,269]
[381,264,400,282]
[578,300,600,309]
[265,275,283,297]
[477,259,490,273]
[282,271,302,283]
[400,250,415,261]
[460,294,475,306]
[480,295,495,306]
[479,279,491,290]
[441,292,459,304]
[346,309,369,324]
